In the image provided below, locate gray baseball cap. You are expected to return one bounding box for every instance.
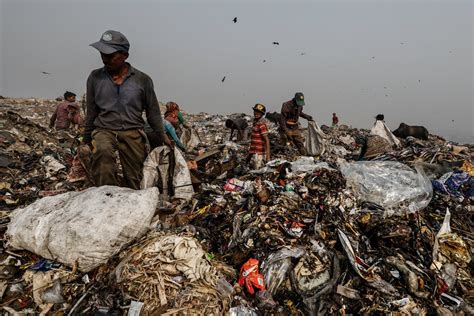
[90,30,130,54]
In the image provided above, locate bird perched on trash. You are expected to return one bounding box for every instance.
[273,42,279,45]
[41,71,51,75]
[222,76,226,82]
[233,17,237,23]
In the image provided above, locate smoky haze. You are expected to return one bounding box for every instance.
[0,0,472,143]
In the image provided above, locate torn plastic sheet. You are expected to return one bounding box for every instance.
[432,209,471,270]
[290,157,333,173]
[340,161,432,215]
[229,305,258,316]
[338,229,398,296]
[370,120,401,148]
[261,247,305,295]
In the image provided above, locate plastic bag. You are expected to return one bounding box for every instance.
[141,146,194,200]
[432,171,473,197]
[238,258,265,295]
[180,127,201,151]
[370,120,401,147]
[289,157,333,173]
[229,305,258,316]
[7,186,159,272]
[42,279,64,304]
[305,121,326,156]
[224,178,253,193]
[431,209,471,270]
[261,247,305,295]
[216,277,234,297]
[340,161,432,215]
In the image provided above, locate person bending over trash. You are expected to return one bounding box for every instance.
[164,118,186,152]
[83,30,172,189]
[164,101,190,137]
[50,91,81,130]
[225,117,249,142]
[248,103,270,169]
[280,92,313,155]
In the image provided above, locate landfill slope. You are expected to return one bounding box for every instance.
[0,97,473,315]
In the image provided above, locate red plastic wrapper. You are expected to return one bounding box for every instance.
[238,258,266,295]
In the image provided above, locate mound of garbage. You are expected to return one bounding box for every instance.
[0,97,472,315]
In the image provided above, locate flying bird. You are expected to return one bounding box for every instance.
[233,17,237,23]
[221,76,226,82]
[263,60,266,63]
[371,56,375,59]
[400,42,404,45]
[300,52,306,56]
[272,42,279,45]
[41,71,51,75]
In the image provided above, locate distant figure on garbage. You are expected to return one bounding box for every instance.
[50,91,82,130]
[164,101,190,136]
[83,30,172,190]
[332,113,339,127]
[249,104,270,169]
[280,92,313,155]
[225,118,249,142]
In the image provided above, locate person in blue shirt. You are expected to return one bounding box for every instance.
[164,119,186,152]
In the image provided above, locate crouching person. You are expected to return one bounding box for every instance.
[249,103,270,170]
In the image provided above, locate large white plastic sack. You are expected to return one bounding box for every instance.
[305,121,326,156]
[6,186,159,272]
[370,121,401,148]
[340,161,432,216]
[141,146,194,200]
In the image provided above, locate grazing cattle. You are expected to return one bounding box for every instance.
[393,123,429,140]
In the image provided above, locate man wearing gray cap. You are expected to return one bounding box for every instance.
[83,30,171,189]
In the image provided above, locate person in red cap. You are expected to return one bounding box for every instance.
[83,30,172,189]
[279,92,313,155]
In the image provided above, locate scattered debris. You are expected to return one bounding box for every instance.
[0,97,472,314]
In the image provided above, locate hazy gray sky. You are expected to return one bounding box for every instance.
[1,0,472,143]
